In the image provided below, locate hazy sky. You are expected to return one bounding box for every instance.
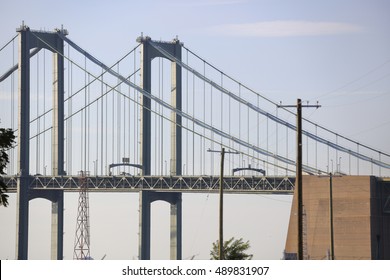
[1,0,389,259]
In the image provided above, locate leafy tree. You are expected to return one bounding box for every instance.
[210,237,253,260]
[0,128,15,207]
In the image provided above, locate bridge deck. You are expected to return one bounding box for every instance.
[3,175,295,194]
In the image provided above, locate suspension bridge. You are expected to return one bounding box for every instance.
[1,24,389,260]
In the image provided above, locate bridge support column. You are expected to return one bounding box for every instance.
[29,189,64,260]
[15,24,67,259]
[15,24,31,260]
[51,191,64,260]
[52,33,65,176]
[139,38,152,176]
[138,191,182,260]
[15,177,30,259]
[170,40,182,176]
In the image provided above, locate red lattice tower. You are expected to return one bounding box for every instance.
[73,171,91,260]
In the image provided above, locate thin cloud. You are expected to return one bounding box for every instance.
[175,0,248,7]
[210,21,362,37]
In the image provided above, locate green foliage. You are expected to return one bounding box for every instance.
[0,128,16,207]
[210,237,253,260]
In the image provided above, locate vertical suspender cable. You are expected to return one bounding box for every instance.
[186,50,189,175]
[266,115,269,175]
[70,48,73,175]
[154,60,158,174]
[220,73,223,142]
[275,107,278,175]
[105,84,108,175]
[127,71,131,173]
[192,72,195,175]
[83,57,87,171]
[229,76,232,175]
[133,50,137,169]
[129,66,135,174]
[97,75,99,175]
[117,64,121,169]
[202,61,206,174]
[357,143,360,175]
[112,73,115,172]
[67,44,70,174]
[123,64,127,170]
[221,73,225,172]
[101,69,104,175]
[211,85,214,175]
[238,83,241,172]
[335,134,338,172]
[286,124,288,175]
[87,73,91,173]
[257,95,260,173]
[10,38,15,174]
[158,58,162,174]
[327,144,330,173]
[161,58,164,174]
[247,91,250,169]
[81,59,85,171]
[43,49,46,174]
[306,133,309,167]
[315,125,318,171]
[36,52,40,174]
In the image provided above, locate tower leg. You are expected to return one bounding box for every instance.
[16,25,30,261]
[170,195,182,260]
[51,191,64,260]
[139,191,151,260]
[16,177,29,259]
[170,54,182,176]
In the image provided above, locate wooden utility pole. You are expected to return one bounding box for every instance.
[329,173,335,260]
[208,148,239,260]
[219,147,225,260]
[296,99,303,260]
[278,99,320,260]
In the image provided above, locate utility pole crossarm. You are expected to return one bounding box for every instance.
[278,101,321,109]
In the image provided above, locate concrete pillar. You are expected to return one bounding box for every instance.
[170,198,182,260]
[138,191,182,260]
[170,40,182,176]
[16,25,30,260]
[138,37,152,176]
[51,191,64,260]
[52,35,65,176]
[51,31,65,260]
[138,191,152,259]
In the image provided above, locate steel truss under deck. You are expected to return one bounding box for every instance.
[3,175,294,194]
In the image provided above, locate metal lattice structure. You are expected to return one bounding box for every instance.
[3,175,295,194]
[73,171,91,260]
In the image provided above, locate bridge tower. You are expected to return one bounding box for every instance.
[15,23,66,259]
[136,36,182,176]
[136,36,183,259]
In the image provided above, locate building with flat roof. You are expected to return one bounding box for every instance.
[284,176,390,260]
